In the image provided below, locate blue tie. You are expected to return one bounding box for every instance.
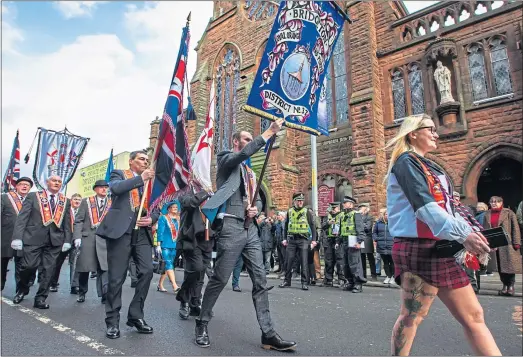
[50,194,56,212]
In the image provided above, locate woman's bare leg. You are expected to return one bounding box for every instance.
[391,272,438,356]
[438,284,501,356]
[158,273,167,290]
[166,269,178,290]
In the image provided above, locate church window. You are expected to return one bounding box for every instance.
[467,44,489,101]
[325,26,349,128]
[392,70,406,120]
[408,63,425,115]
[391,63,426,122]
[490,37,513,96]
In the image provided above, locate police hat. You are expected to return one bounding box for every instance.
[342,196,357,204]
[15,176,33,187]
[329,201,340,207]
[358,202,369,208]
[292,193,305,201]
[92,180,109,190]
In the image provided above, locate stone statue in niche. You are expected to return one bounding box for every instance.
[433,61,455,104]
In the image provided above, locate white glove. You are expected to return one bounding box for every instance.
[11,239,23,251]
[62,243,72,252]
[155,246,162,255]
[74,239,82,248]
[335,243,339,250]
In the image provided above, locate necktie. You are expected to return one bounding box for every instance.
[50,194,56,212]
[100,198,105,211]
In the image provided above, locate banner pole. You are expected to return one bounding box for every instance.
[311,135,319,216]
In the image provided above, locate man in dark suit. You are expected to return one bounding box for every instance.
[11,175,73,309]
[176,185,212,319]
[1,177,33,291]
[96,150,159,339]
[195,118,296,351]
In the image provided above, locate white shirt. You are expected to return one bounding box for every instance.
[96,195,106,209]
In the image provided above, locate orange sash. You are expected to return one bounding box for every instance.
[37,191,67,227]
[165,215,178,242]
[87,196,112,228]
[7,192,23,214]
[123,170,142,211]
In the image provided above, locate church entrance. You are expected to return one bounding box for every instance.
[477,158,522,211]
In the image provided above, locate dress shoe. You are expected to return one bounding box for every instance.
[49,286,58,293]
[126,319,153,334]
[179,302,190,320]
[13,292,25,304]
[342,283,354,291]
[106,326,120,339]
[34,300,50,309]
[506,284,515,296]
[301,284,309,291]
[352,284,362,293]
[261,333,297,351]
[70,287,78,295]
[77,294,86,303]
[232,285,242,292]
[310,280,316,286]
[195,319,210,348]
[278,282,291,288]
[190,305,201,317]
[499,285,508,296]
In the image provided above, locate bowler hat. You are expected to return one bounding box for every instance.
[292,192,305,201]
[342,196,357,204]
[93,180,109,190]
[15,177,33,187]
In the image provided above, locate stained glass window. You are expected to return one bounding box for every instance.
[331,28,348,126]
[392,70,406,120]
[490,38,513,96]
[467,44,488,101]
[408,64,425,115]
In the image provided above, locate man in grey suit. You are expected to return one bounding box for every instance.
[195,118,296,351]
[11,175,73,309]
[96,150,159,339]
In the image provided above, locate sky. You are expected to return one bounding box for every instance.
[2,1,437,179]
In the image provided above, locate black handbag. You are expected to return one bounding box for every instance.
[153,251,166,275]
[433,226,509,258]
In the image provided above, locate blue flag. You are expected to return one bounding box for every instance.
[105,148,114,182]
[244,1,347,136]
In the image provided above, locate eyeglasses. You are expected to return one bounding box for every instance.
[418,126,437,134]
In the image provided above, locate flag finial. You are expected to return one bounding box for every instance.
[187,12,191,25]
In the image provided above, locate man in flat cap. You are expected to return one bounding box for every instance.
[322,201,344,287]
[337,196,367,293]
[74,180,111,303]
[1,177,33,291]
[279,192,317,291]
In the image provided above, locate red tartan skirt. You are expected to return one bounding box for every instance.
[392,238,469,289]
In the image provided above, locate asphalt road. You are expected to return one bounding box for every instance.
[1,262,521,356]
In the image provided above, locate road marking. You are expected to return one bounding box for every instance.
[513,305,522,337]
[1,297,125,355]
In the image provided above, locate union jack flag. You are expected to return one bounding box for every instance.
[148,21,192,211]
[2,130,21,193]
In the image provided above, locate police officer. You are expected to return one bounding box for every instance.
[322,202,344,287]
[337,196,367,293]
[279,193,317,290]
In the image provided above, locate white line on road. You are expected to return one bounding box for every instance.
[1,297,125,355]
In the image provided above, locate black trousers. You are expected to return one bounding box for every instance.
[276,243,286,272]
[1,257,22,291]
[307,248,315,283]
[105,230,153,326]
[50,250,68,287]
[284,237,309,284]
[323,238,345,282]
[17,240,62,301]
[381,254,394,278]
[177,240,213,308]
[361,253,377,278]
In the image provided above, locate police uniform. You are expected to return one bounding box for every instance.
[338,196,367,293]
[279,193,316,290]
[321,202,345,286]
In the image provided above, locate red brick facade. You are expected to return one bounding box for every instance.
[150,1,523,215]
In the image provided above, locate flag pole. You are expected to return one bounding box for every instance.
[310,135,318,216]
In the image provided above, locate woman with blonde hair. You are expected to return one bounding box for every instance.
[385,114,500,356]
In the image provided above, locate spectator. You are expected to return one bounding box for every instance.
[517,201,523,257]
[372,208,395,285]
[358,204,376,281]
[273,212,286,274]
[258,215,274,274]
[475,202,492,277]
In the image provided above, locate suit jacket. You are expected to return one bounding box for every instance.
[11,192,72,247]
[203,135,265,226]
[1,193,24,258]
[96,169,159,242]
[179,190,213,251]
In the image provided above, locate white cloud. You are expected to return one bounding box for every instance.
[1,2,24,54]
[53,1,107,19]
[2,1,213,178]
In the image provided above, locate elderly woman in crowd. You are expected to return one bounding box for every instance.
[483,196,521,296]
[385,113,500,356]
[372,208,395,285]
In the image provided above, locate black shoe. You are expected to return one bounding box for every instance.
[101,294,107,304]
[126,319,153,334]
[179,303,190,320]
[195,319,210,348]
[106,325,120,339]
[232,285,242,292]
[342,283,354,291]
[323,280,333,287]
[70,287,78,295]
[352,284,362,293]
[130,281,137,288]
[190,305,201,317]
[301,284,309,291]
[13,292,25,304]
[77,294,86,303]
[261,333,297,351]
[278,282,291,288]
[310,280,316,286]
[49,286,58,293]
[34,300,49,309]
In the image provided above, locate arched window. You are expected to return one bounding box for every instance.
[489,37,513,96]
[392,70,406,120]
[408,63,425,115]
[467,43,488,101]
[214,46,241,154]
[255,40,272,134]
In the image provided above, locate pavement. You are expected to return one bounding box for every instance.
[1,261,522,356]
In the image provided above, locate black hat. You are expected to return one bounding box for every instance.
[329,201,340,207]
[292,192,305,201]
[93,180,109,190]
[342,196,357,204]
[15,177,33,187]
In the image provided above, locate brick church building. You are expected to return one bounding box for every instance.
[149,0,522,215]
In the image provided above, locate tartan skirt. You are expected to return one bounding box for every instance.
[392,238,469,289]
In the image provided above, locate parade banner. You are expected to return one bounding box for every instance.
[244,1,348,136]
[31,128,89,192]
[2,130,21,193]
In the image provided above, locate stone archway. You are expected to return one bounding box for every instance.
[462,143,523,206]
